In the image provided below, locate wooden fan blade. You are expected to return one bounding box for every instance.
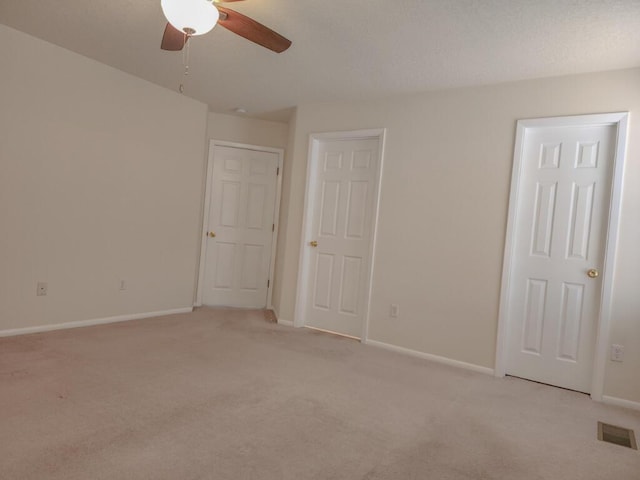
[216,6,291,53]
[161,23,188,51]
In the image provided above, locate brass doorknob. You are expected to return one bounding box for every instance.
[309,241,318,247]
[587,268,599,279]
[208,232,216,238]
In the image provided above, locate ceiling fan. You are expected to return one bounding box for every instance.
[160,0,292,53]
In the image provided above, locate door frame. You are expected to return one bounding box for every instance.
[293,128,386,341]
[495,112,629,401]
[195,140,284,309]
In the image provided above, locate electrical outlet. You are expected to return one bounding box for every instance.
[611,344,624,362]
[36,282,47,296]
[119,280,126,291]
[390,304,399,318]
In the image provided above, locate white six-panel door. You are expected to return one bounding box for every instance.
[505,123,616,393]
[202,145,279,308]
[303,137,380,338]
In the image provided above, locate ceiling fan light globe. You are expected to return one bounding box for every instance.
[160,0,219,36]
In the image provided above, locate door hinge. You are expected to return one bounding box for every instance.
[267,279,270,288]
[272,223,275,232]
[276,167,280,176]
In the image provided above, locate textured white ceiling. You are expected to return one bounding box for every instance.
[1,0,639,121]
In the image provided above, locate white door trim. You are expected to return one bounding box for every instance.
[495,112,629,401]
[195,140,284,310]
[293,128,386,341]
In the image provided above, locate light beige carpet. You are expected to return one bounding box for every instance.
[1,307,639,479]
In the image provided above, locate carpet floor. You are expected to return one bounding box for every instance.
[1,307,639,479]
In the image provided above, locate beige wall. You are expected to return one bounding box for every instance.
[274,68,640,403]
[207,112,289,149]
[0,25,208,331]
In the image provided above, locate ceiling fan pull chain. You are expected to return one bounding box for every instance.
[179,32,191,94]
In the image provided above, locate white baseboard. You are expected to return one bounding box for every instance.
[0,307,194,338]
[364,339,494,376]
[269,306,294,327]
[602,395,640,412]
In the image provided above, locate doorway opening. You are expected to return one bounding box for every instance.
[496,113,628,401]
[196,141,284,309]
[294,129,386,340]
